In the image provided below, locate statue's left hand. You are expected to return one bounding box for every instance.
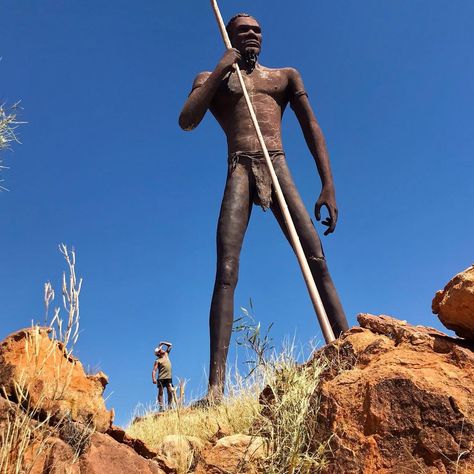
[315,188,338,236]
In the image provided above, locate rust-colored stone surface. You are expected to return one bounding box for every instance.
[309,314,474,474]
[27,438,80,474]
[195,434,266,474]
[0,327,113,432]
[0,328,170,473]
[79,432,166,474]
[433,264,474,340]
[107,424,158,459]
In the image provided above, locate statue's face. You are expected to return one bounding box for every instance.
[230,16,262,56]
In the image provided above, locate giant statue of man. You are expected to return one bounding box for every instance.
[179,13,349,400]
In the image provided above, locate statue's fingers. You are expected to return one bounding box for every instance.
[333,207,339,225]
[327,213,337,235]
[314,202,322,221]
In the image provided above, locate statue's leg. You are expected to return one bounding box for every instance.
[270,157,349,336]
[209,165,253,398]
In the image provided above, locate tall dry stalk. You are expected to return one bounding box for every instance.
[0,102,23,192]
[47,244,82,356]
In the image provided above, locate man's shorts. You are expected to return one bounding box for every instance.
[157,378,173,389]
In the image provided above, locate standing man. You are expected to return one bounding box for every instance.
[179,13,349,401]
[152,341,174,411]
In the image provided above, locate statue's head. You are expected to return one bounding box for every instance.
[226,13,262,71]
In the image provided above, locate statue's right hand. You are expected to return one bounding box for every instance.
[217,49,241,74]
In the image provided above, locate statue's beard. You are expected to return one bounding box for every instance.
[243,50,259,73]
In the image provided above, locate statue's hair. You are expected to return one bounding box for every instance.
[226,13,257,36]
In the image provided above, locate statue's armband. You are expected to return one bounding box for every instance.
[294,90,308,99]
[289,90,309,111]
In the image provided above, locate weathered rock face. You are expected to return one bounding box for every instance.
[195,434,266,474]
[107,424,159,459]
[310,314,474,474]
[0,327,173,473]
[433,264,474,340]
[0,327,113,432]
[156,434,204,472]
[3,311,474,474]
[79,433,166,474]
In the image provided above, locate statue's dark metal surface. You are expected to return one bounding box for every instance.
[179,13,349,400]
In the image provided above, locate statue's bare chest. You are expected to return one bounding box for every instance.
[216,69,289,105]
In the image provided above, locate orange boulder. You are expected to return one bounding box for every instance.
[433,264,474,340]
[308,314,474,473]
[0,327,113,432]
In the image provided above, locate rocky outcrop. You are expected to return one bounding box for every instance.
[0,326,168,473]
[107,425,159,459]
[3,308,474,473]
[0,327,113,432]
[195,435,266,474]
[156,434,204,472]
[433,264,474,340]
[79,433,166,474]
[309,314,474,473]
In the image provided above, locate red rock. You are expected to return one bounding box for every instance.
[307,314,474,473]
[107,424,158,459]
[79,432,166,474]
[433,264,474,340]
[39,438,80,474]
[0,327,113,432]
[196,434,266,474]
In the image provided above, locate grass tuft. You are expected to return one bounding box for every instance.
[0,102,23,191]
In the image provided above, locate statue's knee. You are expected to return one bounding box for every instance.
[217,255,239,288]
[309,255,329,277]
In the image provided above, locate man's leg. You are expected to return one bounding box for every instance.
[270,157,349,337]
[157,384,164,411]
[166,382,174,409]
[209,165,253,399]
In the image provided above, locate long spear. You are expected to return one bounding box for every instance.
[210,1,336,343]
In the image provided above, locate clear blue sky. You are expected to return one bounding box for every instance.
[1,1,473,427]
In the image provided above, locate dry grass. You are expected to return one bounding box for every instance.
[0,245,91,474]
[127,337,329,474]
[128,385,260,449]
[0,102,22,192]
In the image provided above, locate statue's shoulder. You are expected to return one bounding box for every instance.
[193,71,212,84]
[189,71,213,94]
[196,70,212,78]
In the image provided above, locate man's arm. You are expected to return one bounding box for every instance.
[160,341,173,353]
[152,360,158,384]
[287,68,338,235]
[178,49,241,131]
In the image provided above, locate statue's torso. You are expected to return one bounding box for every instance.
[209,66,291,154]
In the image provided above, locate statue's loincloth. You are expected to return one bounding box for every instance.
[228,149,284,211]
